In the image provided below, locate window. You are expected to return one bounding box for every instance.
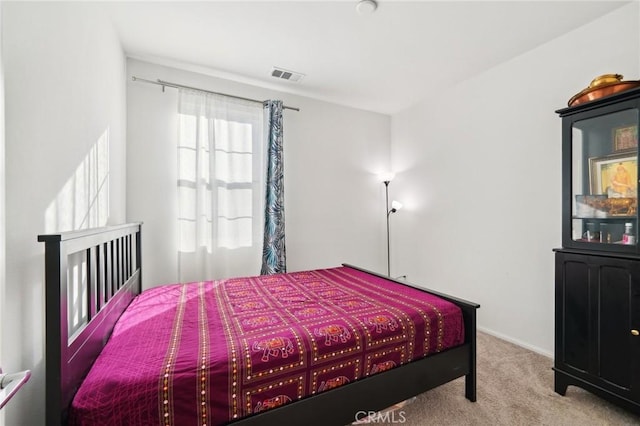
[177,90,264,280]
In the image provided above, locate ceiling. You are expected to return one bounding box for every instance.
[104,1,631,115]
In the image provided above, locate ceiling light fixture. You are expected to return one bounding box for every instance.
[356,0,378,15]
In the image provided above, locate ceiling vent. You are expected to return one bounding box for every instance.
[271,67,305,82]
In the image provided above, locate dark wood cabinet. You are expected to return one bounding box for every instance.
[555,87,640,415]
[554,250,640,414]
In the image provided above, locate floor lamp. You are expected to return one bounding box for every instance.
[381,173,402,277]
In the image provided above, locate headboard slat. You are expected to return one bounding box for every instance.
[87,246,97,321]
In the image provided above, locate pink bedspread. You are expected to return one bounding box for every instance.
[69,266,464,425]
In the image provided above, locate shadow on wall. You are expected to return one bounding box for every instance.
[44,128,111,338]
[45,128,110,233]
[5,128,112,424]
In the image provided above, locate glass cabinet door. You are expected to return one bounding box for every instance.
[571,108,638,249]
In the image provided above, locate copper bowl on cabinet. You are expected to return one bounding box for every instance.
[568,74,640,107]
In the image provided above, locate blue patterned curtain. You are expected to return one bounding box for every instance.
[261,100,286,275]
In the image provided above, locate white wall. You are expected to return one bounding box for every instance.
[2,3,126,425]
[0,3,5,425]
[391,2,640,356]
[127,59,391,288]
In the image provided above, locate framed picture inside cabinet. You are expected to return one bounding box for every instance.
[589,152,638,196]
[613,125,638,152]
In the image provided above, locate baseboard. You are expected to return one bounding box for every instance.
[477,326,553,359]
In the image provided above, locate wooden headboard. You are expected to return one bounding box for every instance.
[38,222,142,426]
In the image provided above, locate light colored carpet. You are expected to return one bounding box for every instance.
[375,332,640,426]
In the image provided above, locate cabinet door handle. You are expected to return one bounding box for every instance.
[632,329,640,336]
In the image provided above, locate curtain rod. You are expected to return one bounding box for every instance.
[131,76,300,112]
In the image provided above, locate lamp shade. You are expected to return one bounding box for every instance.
[379,172,395,183]
[391,200,403,211]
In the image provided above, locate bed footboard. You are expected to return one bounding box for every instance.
[343,264,479,403]
[39,222,142,426]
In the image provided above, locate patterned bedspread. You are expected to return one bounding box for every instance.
[69,266,464,425]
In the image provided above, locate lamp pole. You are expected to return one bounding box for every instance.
[384,180,391,277]
[381,172,400,277]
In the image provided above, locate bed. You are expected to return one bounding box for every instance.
[39,223,480,425]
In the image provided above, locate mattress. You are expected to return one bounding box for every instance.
[69,266,464,425]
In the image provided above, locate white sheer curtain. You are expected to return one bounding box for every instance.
[177,89,265,282]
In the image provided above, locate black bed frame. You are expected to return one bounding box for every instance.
[39,223,143,426]
[40,222,479,426]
